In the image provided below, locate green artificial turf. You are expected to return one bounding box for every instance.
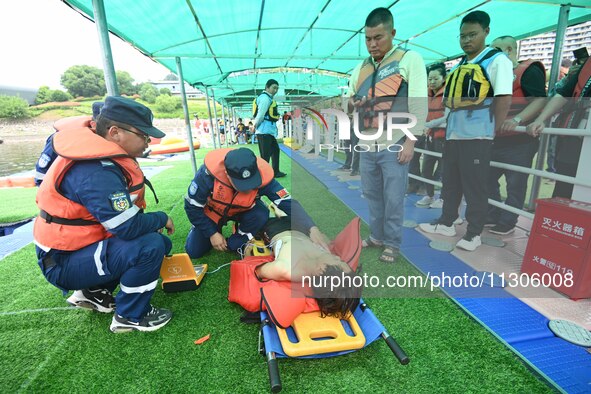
[0,188,38,223]
[0,146,553,393]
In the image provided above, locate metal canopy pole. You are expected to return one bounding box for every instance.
[204,87,217,149]
[221,100,227,146]
[211,89,222,148]
[92,0,119,96]
[527,4,570,209]
[226,104,232,146]
[225,104,232,145]
[226,102,234,145]
[175,57,197,175]
[232,107,238,143]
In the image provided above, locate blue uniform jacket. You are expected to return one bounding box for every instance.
[35,134,58,186]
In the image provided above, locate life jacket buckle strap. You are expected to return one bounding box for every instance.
[40,210,53,224]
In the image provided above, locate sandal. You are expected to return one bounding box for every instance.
[362,237,383,248]
[379,247,399,263]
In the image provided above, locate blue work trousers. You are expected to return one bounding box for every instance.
[40,233,172,321]
[360,148,409,249]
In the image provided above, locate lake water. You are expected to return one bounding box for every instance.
[0,117,195,178]
[0,136,47,177]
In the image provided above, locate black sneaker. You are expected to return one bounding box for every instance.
[338,165,351,171]
[110,306,173,333]
[489,224,515,235]
[350,170,360,176]
[274,171,287,178]
[67,288,115,313]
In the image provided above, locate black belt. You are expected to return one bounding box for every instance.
[42,256,57,270]
[40,210,98,226]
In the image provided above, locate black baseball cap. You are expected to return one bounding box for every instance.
[101,96,165,138]
[224,148,262,192]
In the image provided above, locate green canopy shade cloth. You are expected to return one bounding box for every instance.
[62,0,591,102]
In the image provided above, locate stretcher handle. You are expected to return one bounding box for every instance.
[382,333,410,365]
[266,352,282,393]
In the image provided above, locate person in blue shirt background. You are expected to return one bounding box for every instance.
[253,79,286,178]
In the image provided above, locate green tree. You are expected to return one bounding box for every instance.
[0,95,30,119]
[155,95,181,112]
[116,71,135,95]
[163,73,178,81]
[159,87,172,96]
[48,89,72,102]
[35,86,51,104]
[61,65,106,97]
[138,83,159,104]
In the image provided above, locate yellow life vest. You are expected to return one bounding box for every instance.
[443,48,501,110]
[253,92,280,122]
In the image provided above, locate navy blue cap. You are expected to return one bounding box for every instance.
[91,101,104,120]
[224,148,262,192]
[101,96,165,138]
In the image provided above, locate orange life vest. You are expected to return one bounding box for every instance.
[228,218,362,328]
[427,85,446,139]
[33,127,147,251]
[53,115,93,132]
[498,59,546,137]
[203,148,274,225]
[355,49,409,130]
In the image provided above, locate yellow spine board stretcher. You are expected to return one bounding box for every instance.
[160,253,207,292]
[275,311,366,357]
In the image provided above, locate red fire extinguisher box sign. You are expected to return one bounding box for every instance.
[521,198,591,299]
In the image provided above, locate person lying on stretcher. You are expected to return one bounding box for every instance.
[230,208,363,321]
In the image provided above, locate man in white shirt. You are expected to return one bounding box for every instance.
[419,10,513,251]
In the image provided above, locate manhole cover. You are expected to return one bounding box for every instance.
[403,220,417,228]
[548,320,591,347]
[481,237,505,247]
[429,240,454,252]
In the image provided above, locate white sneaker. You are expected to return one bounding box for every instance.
[416,196,433,206]
[456,235,481,251]
[67,289,115,313]
[453,217,464,225]
[419,222,456,237]
[429,199,444,209]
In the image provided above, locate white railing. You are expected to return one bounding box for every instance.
[297,107,590,226]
